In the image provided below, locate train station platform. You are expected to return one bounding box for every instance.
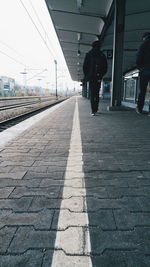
[0,96,149,267]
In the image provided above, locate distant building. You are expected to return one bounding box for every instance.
[0,76,15,96]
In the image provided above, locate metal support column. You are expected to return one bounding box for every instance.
[54,60,58,99]
[82,80,87,97]
[110,0,126,107]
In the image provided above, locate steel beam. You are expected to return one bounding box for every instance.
[111,0,126,107]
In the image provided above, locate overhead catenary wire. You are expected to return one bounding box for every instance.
[29,0,56,55]
[19,0,56,60]
[27,69,47,81]
[0,48,47,79]
[0,40,25,59]
[29,0,46,34]
[0,49,27,67]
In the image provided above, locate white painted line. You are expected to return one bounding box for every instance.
[0,98,70,149]
[51,97,92,267]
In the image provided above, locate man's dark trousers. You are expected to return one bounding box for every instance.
[89,80,101,113]
[137,70,150,111]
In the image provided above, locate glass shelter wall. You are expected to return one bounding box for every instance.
[123,69,150,111]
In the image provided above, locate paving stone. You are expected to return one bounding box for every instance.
[138,197,150,211]
[66,165,83,172]
[41,151,68,157]
[0,171,26,179]
[86,227,150,254]
[28,196,61,211]
[67,155,83,162]
[2,148,30,153]
[91,251,127,267]
[0,152,40,157]
[0,209,54,230]
[83,164,122,172]
[52,210,87,230]
[0,227,16,253]
[119,165,150,171]
[65,171,84,179]
[9,186,61,198]
[38,250,54,267]
[0,161,35,167]
[142,171,150,178]
[114,210,150,230]
[85,178,128,187]
[55,227,84,254]
[39,178,64,187]
[0,250,44,267]
[126,178,150,187]
[26,166,48,172]
[9,167,29,172]
[23,171,65,180]
[33,160,67,167]
[47,166,66,172]
[0,153,35,160]
[0,167,13,172]
[62,187,86,198]
[0,156,38,162]
[0,187,15,198]
[107,187,150,198]
[88,210,116,230]
[86,187,108,198]
[48,251,91,267]
[61,196,84,212]
[0,178,41,187]
[0,197,32,211]
[8,227,56,253]
[37,156,68,162]
[91,251,150,267]
[86,196,143,211]
[64,178,83,187]
[112,171,143,179]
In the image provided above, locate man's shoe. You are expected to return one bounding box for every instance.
[91,112,95,116]
[135,107,142,114]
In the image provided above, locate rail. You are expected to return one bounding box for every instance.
[0,96,66,124]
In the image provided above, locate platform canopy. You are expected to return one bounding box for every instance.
[45,0,150,81]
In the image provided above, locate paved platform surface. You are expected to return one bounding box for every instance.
[0,96,149,267]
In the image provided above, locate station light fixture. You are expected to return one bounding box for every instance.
[77,50,81,56]
[77,33,82,41]
[77,0,83,9]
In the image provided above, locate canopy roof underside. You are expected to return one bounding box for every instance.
[45,0,150,81]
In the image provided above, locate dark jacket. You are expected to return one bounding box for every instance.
[83,48,107,82]
[136,36,150,70]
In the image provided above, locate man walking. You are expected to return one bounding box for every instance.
[136,32,150,114]
[83,40,107,115]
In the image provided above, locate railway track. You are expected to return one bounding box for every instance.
[0,96,55,110]
[0,96,66,132]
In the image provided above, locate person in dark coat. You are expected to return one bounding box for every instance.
[136,32,150,114]
[83,40,107,115]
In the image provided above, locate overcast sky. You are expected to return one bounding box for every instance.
[0,0,75,91]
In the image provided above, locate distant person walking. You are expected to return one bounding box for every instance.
[83,40,107,115]
[136,32,150,114]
